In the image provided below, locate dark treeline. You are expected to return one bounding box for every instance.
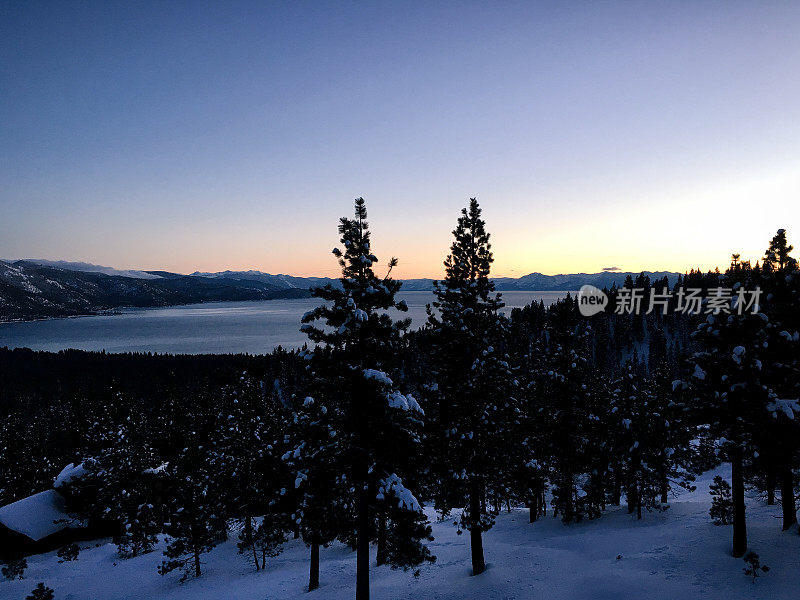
[1,200,798,599]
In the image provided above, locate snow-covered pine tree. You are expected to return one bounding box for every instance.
[507,331,548,523]
[709,475,733,525]
[759,229,800,530]
[283,387,350,591]
[643,361,696,506]
[159,407,228,581]
[215,374,290,571]
[25,583,54,600]
[300,197,429,599]
[685,293,770,557]
[540,327,595,523]
[425,198,521,575]
[2,558,26,580]
[60,397,162,559]
[580,362,616,519]
[375,474,435,571]
[611,362,685,519]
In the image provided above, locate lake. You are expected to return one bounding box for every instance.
[0,291,569,355]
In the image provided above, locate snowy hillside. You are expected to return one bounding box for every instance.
[3,468,798,600]
[18,260,162,280]
[0,261,311,321]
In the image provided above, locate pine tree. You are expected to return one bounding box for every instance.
[300,197,430,599]
[60,398,162,559]
[686,299,769,557]
[425,198,521,575]
[644,362,696,505]
[709,476,733,525]
[376,474,436,570]
[511,332,548,523]
[2,558,26,580]
[56,544,79,562]
[763,228,796,272]
[159,415,228,581]
[610,361,692,519]
[283,390,350,591]
[758,229,800,530]
[25,583,54,600]
[540,327,595,523]
[742,551,770,582]
[613,362,650,519]
[216,375,290,572]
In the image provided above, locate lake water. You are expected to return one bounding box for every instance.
[0,291,569,355]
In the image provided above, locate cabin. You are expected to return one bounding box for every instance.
[0,489,88,559]
[0,463,99,560]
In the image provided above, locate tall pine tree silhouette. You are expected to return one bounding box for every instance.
[300,198,428,599]
[426,198,519,575]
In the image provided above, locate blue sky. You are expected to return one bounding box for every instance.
[1,1,798,277]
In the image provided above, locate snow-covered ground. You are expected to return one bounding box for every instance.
[3,467,799,600]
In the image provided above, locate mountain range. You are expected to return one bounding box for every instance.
[190,269,681,292]
[0,261,308,322]
[0,259,681,322]
[191,271,679,292]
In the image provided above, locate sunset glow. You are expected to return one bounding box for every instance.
[2,2,798,278]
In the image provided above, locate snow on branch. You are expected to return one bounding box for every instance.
[363,369,393,386]
[387,391,424,414]
[767,399,800,420]
[376,473,421,512]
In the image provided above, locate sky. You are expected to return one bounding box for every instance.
[1,1,799,279]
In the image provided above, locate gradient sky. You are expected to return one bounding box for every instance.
[1,1,798,279]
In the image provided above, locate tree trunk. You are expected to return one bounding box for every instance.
[731,449,747,557]
[600,477,606,511]
[529,488,542,523]
[243,515,253,543]
[563,474,574,523]
[660,474,669,504]
[244,517,259,571]
[626,483,635,515]
[612,470,621,506]
[469,478,486,575]
[766,466,776,505]
[779,464,797,530]
[376,513,387,566]
[356,488,370,600]
[194,547,201,578]
[308,541,320,591]
[528,492,538,523]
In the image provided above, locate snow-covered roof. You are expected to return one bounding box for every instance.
[0,490,81,541]
[53,462,87,489]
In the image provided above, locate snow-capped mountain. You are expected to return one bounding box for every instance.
[18,259,162,280]
[193,270,681,292]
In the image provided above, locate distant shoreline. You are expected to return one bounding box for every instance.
[0,290,575,325]
[0,291,569,355]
